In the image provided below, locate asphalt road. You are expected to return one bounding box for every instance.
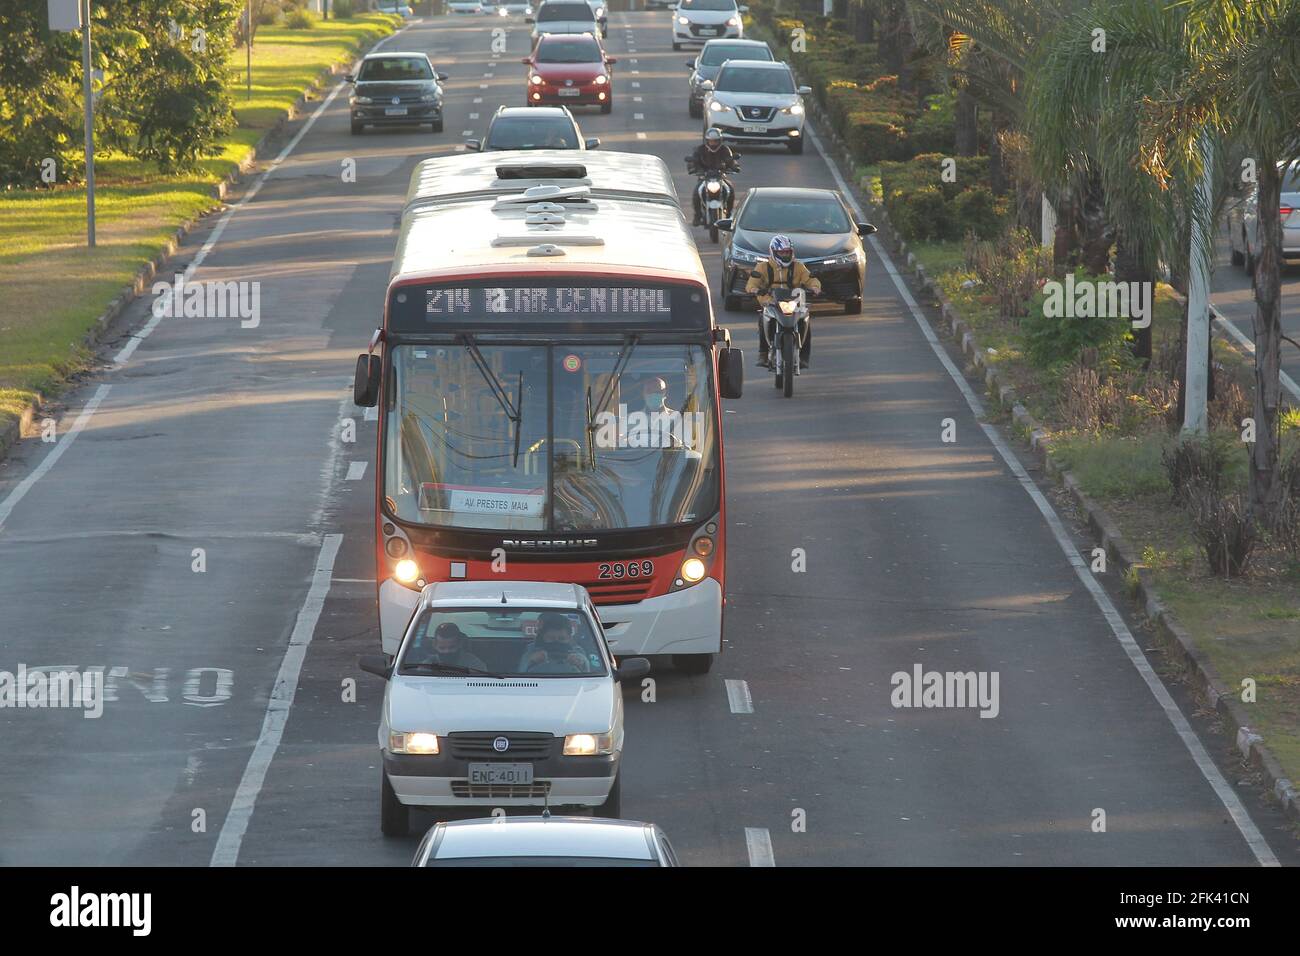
[0,11,1294,867]
[1210,230,1300,398]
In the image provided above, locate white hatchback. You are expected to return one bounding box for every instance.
[672,0,747,50]
[360,581,650,836]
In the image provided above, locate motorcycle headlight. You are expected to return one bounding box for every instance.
[706,181,721,193]
[778,300,797,315]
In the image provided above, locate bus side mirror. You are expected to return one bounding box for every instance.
[355,353,381,407]
[719,348,744,399]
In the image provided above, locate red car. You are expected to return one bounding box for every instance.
[522,33,616,113]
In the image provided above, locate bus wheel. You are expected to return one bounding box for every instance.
[380,770,409,837]
[673,653,714,675]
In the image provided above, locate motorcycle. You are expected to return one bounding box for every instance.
[763,287,808,398]
[685,160,737,244]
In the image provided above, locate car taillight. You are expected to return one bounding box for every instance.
[1281,206,1294,218]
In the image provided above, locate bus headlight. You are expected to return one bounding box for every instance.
[385,537,409,558]
[393,558,421,585]
[563,732,615,755]
[680,557,707,583]
[390,732,439,754]
[693,536,715,556]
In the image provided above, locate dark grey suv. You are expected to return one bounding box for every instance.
[686,38,773,117]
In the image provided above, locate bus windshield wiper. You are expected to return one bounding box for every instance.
[402,661,507,679]
[586,333,639,454]
[460,334,524,467]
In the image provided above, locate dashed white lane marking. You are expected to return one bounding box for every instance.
[345,461,368,481]
[479,83,489,89]
[211,533,344,866]
[473,96,483,103]
[634,112,644,120]
[469,112,480,119]
[633,95,642,102]
[725,679,753,714]
[635,132,647,140]
[331,577,374,584]
[804,122,1280,868]
[745,828,775,867]
[462,130,474,136]
[631,81,640,88]
[110,23,413,366]
[364,405,378,422]
[483,72,494,77]
[0,385,111,532]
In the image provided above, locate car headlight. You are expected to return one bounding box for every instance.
[783,102,804,115]
[563,732,616,756]
[726,16,738,25]
[709,100,726,111]
[530,74,545,85]
[677,15,689,24]
[820,252,859,267]
[499,6,508,13]
[393,558,423,589]
[352,95,373,105]
[594,74,608,85]
[390,731,440,754]
[421,93,439,102]
[730,246,760,263]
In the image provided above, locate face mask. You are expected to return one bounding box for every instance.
[646,393,666,410]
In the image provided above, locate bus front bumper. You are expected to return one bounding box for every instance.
[597,577,722,657]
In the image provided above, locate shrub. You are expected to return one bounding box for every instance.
[1186,480,1257,577]
[1162,435,1233,504]
[1021,268,1134,369]
[910,92,956,156]
[950,186,1001,240]
[286,7,316,28]
[965,228,1051,321]
[1061,364,1176,435]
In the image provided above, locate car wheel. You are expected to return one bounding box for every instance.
[787,137,804,155]
[1230,240,1244,267]
[724,294,742,311]
[600,99,612,114]
[350,120,364,135]
[689,100,702,119]
[380,769,409,837]
[431,118,444,133]
[843,296,862,315]
[673,653,714,674]
[672,42,682,51]
[595,773,621,818]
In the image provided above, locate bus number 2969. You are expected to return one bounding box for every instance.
[598,561,654,579]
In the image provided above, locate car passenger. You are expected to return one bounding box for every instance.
[519,612,592,673]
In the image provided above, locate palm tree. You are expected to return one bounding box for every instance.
[1143,0,1300,522]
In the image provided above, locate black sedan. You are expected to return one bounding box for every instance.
[716,187,876,314]
[347,53,448,134]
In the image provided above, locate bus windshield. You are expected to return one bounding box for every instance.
[384,342,719,531]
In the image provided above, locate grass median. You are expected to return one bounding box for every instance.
[0,13,400,440]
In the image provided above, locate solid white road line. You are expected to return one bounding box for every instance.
[0,385,111,532]
[345,461,368,481]
[111,24,412,367]
[804,122,1280,867]
[1211,305,1300,401]
[745,828,775,866]
[211,533,344,866]
[725,679,753,714]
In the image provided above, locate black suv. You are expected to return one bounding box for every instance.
[347,53,448,134]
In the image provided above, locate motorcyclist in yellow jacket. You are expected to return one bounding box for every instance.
[745,234,820,368]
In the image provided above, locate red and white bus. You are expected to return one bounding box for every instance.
[354,151,744,673]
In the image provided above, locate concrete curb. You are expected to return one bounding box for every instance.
[0,24,398,463]
[881,211,1299,823]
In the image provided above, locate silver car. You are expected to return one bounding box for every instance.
[1227,161,1300,273]
[411,816,680,866]
[672,0,747,50]
[702,59,810,154]
[686,38,773,119]
[529,0,599,42]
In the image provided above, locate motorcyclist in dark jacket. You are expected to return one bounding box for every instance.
[687,128,739,226]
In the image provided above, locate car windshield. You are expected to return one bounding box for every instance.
[358,57,433,82]
[536,38,603,63]
[1283,164,1300,192]
[701,45,771,67]
[486,116,580,149]
[679,0,737,9]
[740,196,850,234]
[384,342,720,531]
[538,2,594,19]
[398,608,608,677]
[716,65,795,95]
